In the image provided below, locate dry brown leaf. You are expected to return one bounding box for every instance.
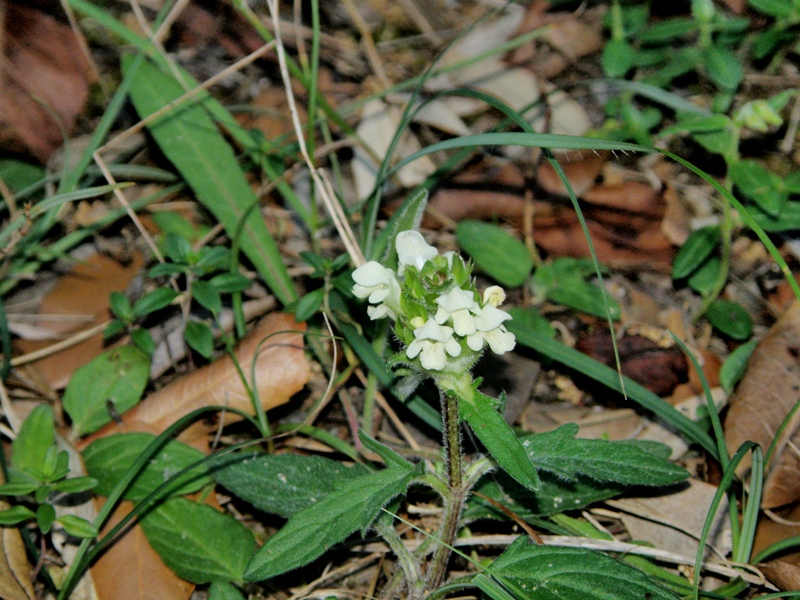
[0,3,93,162]
[536,153,607,198]
[724,301,800,508]
[15,250,145,390]
[91,500,194,600]
[0,483,35,600]
[759,560,800,591]
[79,312,311,450]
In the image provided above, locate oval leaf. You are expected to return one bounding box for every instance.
[707,299,753,340]
[62,346,150,436]
[671,225,720,279]
[456,221,533,287]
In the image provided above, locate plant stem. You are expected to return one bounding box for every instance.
[426,389,464,590]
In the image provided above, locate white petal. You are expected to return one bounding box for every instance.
[396,231,438,271]
[445,336,462,357]
[451,309,477,336]
[485,327,516,354]
[352,261,393,286]
[420,342,447,370]
[436,287,477,312]
[474,304,512,331]
[414,318,453,343]
[406,339,422,359]
[467,332,484,352]
[482,285,506,307]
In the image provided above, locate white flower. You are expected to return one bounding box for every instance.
[406,318,461,371]
[466,304,515,354]
[396,231,438,273]
[352,261,401,319]
[434,287,479,336]
[483,285,506,307]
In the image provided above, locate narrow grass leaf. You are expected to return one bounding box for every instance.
[123,56,296,304]
[140,497,256,583]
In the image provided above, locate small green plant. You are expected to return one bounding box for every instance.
[238,230,688,598]
[0,405,98,539]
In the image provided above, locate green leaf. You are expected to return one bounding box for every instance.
[751,199,800,231]
[243,462,420,581]
[50,476,98,495]
[456,221,533,287]
[373,188,429,267]
[163,231,192,264]
[62,346,150,436]
[184,320,215,358]
[672,226,720,279]
[0,158,44,193]
[124,56,296,305]
[109,291,132,321]
[132,288,179,317]
[209,582,246,600]
[703,45,743,91]
[505,307,555,339]
[707,299,753,340]
[130,328,156,356]
[533,259,620,320]
[294,288,324,322]
[687,255,721,296]
[103,320,127,339]
[36,503,56,534]
[519,424,688,486]
[0,506,36,526]
[640,17,697,43]
[730,160,786,217]
[140,497,256,583]
[56,515,99,539]
[192,280,222,316]
[467,473,627,521]
[11,404,55,480]
[209,272,252,294]
[749,0,795,18]
[601,39,634,78]
[720,338,758,394]
[211,452,368,519]
[487,537,680,600]
[662,114,730,135]
[460,390,540,492]
[0,482,38,496]
[82,433,210,501]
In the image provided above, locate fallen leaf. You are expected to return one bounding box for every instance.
[536,152,607,198]
[14,249,145,390]
[0,470,35,600]
[610,479,731,560]
[91,500,194,600]
[575,329,689,397]
[724,301,800,508]
[78,313,311,450]
[759,560,800,592]
[0,3,94,162]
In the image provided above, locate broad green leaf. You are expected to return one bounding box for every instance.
[243,462,420,581]
[719,338,758,393]
[505,307,555,339]
[672,226,720,279]
[662,114,730,135]
[533,259,621,320]
[460,390,540,492]
[109,291,132,321]
[0,506,35,525]
[62,346,150,436]
[82,433,210,500]
[51,476,98,494]
[123,56,296,305]
[751,199,800,231]
[141,497,255,583]
[602,39,634,78]
[211,452,368,519]
[707,299,753,340]
[131,288,179,317]
[11,404,55,481]
[487,537,680,600]
[191,280,222,315]
[293,288,324,322]
[374,188,429,267]
[749,0,794,18]
[687,255,721,296]
[0,158,44,193]
[0,482,38,496]
[37,503,56,534]
[730,160,786,217]
[209,272,252,293]
[184,320,214,358]
[163,231,192,264]
[467,473,627,521]
[519,424,688,486]
[456,221,533,287]
[209,582,246,600]
[703,45,743,91]
[130,328,155,356]
[639,18,696,43]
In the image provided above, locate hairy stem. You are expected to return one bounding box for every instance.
[427,388,464,590]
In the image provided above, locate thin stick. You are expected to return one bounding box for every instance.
[10,321,110,367]
[265,0,366,267]
[341,0,392,89]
